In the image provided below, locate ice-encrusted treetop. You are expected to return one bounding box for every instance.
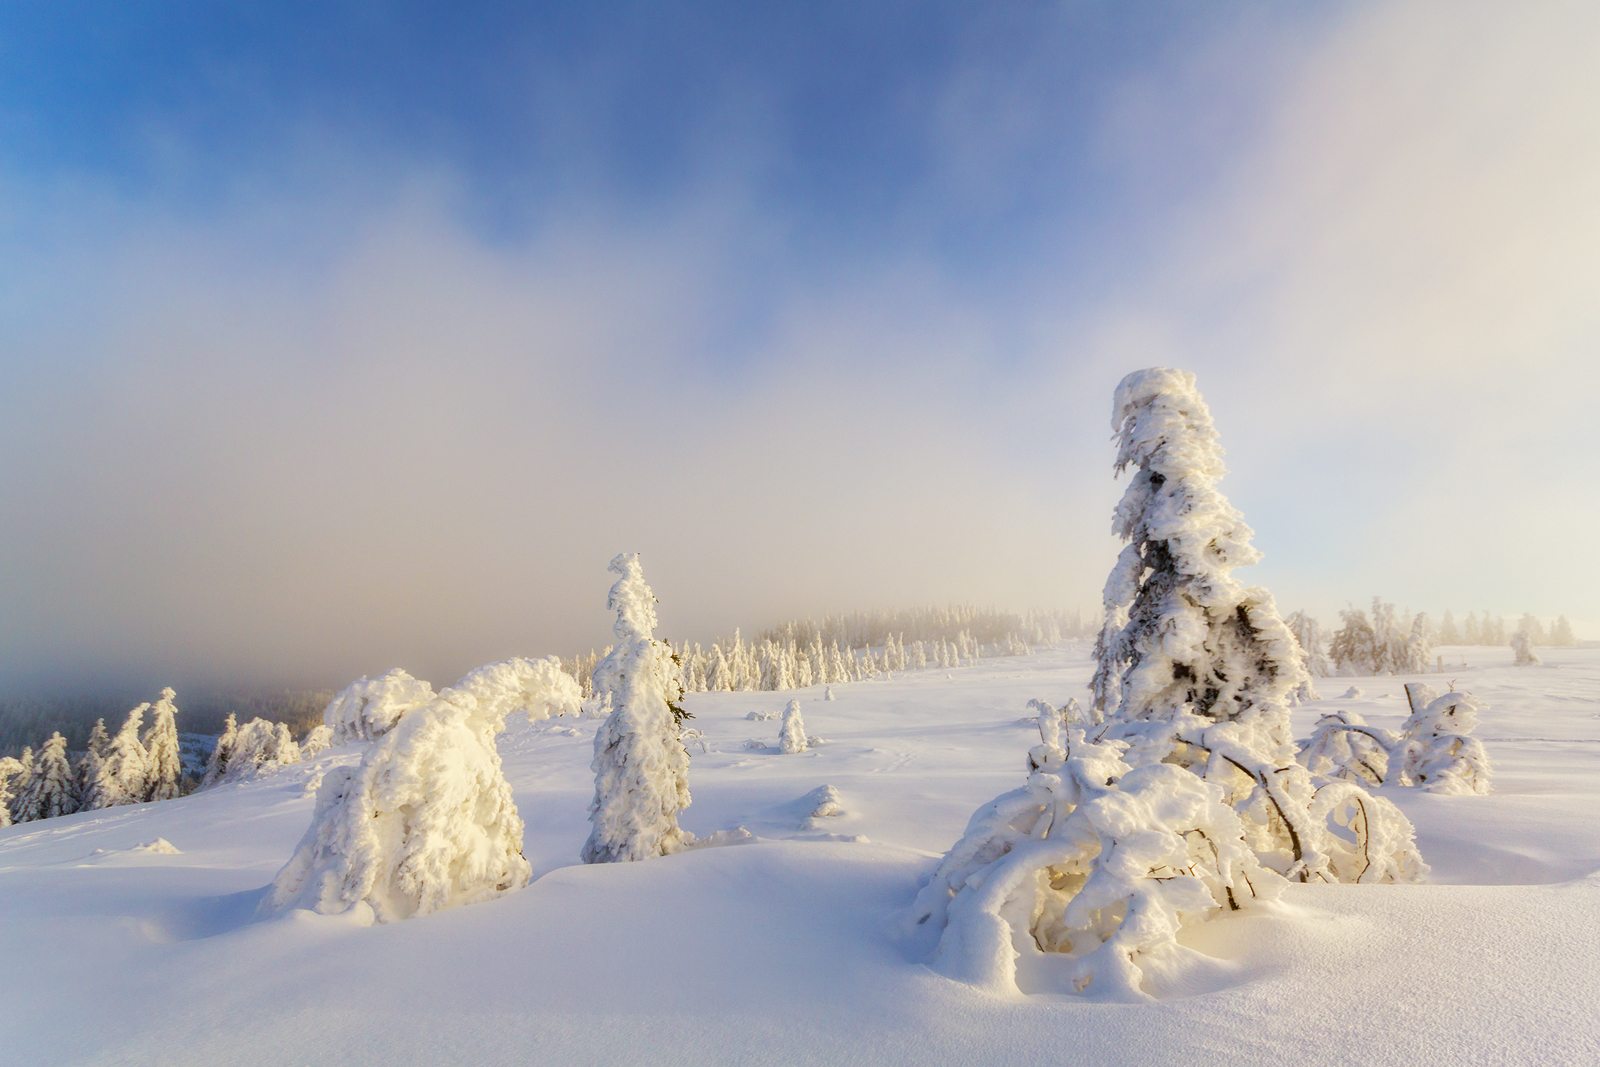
[607,552,658,644]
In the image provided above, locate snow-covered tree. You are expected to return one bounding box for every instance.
[1087,368,1326,879]
[221,718,301,782]
[325,668,437,744]
[1329,607,1379,674]
[1438,611,1461,644]
[142,687,183,802]
[13,732,77,822]
[1550,615,1576,646]
[1463,611,1483,644]
[582,553,694,864]
[82,703,150,810]
[1510,629,1541,666]
[0,755,21,827]
[1284,611,1327,700]
[75,719,111,805]
[910,731,1279,998]
[299,724,333,759]
[201,713,239,789]
[778,699,808,754]
[267,656,582,922]
[1398,685,1492,795]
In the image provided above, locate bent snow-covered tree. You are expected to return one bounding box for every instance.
[910,730,1277,999]
[582,553,694,864]
[1087,368,1420,885]
[266,656,582,922]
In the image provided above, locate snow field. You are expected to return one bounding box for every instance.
[1,643,1597,1065]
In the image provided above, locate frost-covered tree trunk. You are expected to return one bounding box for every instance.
[14,733,78,822]
[582,553,694,864]
[267,656,581,922]
[142,688,183,801]
[778,699,808,754]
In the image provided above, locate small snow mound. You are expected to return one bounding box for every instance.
[802,785,845,827]
[745,710,778,721]
[1342,686,1364,698]
[691,827,757,849]
[136,838,182,855]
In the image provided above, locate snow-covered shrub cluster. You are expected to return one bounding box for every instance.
[267,656,582,922]
[1328,599,1433,675]
[1296,683,1492,796]
[583,553,694,864]
[917,368,1426,999]
[911,730,1277,998]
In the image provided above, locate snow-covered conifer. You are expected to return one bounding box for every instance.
[1463,611,1483,644]
[823,685,836,702]
[142,687,183,802]
[778,699,808,754]
[1439,611,1461,645]
[14,732,77,822]
[582,553,694,864]
[1284,611,1327,700]
[1088,368,1327,878]
[0,755,21,827]
[1329,607,1379,674]
[1510,629,1540,666]
[202,713,239,789]
[75,719,111,804]
[1550,615,1575,646]
[325,668,436,744]
[83,704,150,810]
[267,656,583,922]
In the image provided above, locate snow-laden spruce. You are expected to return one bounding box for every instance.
[1088,368,1348,879]
[778,699,808,754]
[582,553,694,864]
[82,701,151,810]
[142,688,183,802]
[13,732,77,822]
[267,656,582,922]
[910,727,1277,999]
[1510,629,1541,666]
[325,667,437,744]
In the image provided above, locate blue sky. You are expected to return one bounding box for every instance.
[1,2,1596,688]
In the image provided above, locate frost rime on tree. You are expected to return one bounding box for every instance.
[582,553,694,864]
[325,668,437,744]
[778,699,809,754]
[142,688,183,802]
[82,702,151,810]
[267,656,582,922]
[14,733,77,822]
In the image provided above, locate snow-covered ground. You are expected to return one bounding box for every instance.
[3,643,1597,1065]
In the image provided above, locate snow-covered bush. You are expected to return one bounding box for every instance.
[299,724,334,759]
[222,718,301,782]
[582,553,694,864]
[325,668,437,744]
[142,687,183,802]
[778,699,808,754]
[13,732,77,822]
[1308,783,1427,884]
[1397,685,1492,795]
[1510,630,1541,666]
[267,656,582,922]
[910,732,1278,999]
[1299,711,1390,787]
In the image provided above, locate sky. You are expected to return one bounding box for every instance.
[2,1,1597,693]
